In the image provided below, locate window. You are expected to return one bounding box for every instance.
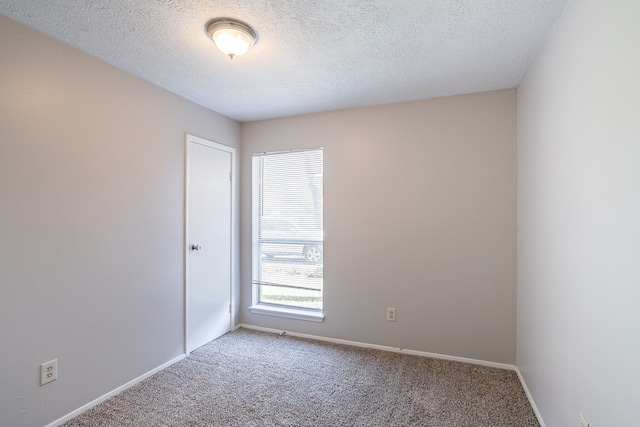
[251,149,323,321]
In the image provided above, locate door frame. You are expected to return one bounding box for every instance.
[184,133,236,355]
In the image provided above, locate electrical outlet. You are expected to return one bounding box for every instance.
[387,307,396,322]
[40,359,57,385]
[579,413,589,427]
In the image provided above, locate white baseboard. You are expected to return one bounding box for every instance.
[46,353,186,427]
[516,368,546,427]
[236,323,516,371]
[237,324,548,425]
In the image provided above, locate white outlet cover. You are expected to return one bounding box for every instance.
[40,359,57,385]
[579,413,589,427]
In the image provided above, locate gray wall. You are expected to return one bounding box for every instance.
[517,0,640,426]
[240,90,518,365]
[0,15,240,427]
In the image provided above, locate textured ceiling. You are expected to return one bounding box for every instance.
[0,0,566,122]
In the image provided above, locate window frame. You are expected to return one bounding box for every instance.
[249,148,325,322]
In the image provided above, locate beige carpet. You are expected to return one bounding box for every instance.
[64,328,539,426]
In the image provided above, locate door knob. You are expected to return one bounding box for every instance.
[191,244,202,251]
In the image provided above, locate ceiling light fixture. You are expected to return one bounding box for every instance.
[207,19,257,59]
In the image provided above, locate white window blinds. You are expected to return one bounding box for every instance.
[252,149,323,310]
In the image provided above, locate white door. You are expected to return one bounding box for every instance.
[185,134,234,353]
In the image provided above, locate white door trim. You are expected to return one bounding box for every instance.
[184,133,236,355]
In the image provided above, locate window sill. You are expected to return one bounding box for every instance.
[249,305,325,323]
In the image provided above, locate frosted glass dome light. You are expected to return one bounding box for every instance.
[207,19,257,59]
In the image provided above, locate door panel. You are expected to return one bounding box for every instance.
[186,136,233,353]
